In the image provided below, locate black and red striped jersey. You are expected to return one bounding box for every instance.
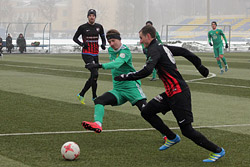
[124,39,204,97]
[73,22,106,56]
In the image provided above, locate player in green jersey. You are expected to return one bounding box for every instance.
[208,21,229,74]
[81,29,147,133]
[142,21,163,81]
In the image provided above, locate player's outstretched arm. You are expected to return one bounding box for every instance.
[85,54,127,70]
[115,46,161,81]
[167,45,209,77]
[114,67,152,81]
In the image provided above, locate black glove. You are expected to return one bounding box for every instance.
[85,63,102,70]
[81,42,88,49]
[114,73,135,81]
[114,74,129,81]
[101,44,106,50]
[197,65,209,77]
[143,48,147,55]
[225,43,228,48]
[209,42,213,46]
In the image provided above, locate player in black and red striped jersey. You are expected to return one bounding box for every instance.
[73,9,106,104]
[115,25,225,163]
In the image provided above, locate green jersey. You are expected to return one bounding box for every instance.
[208,29,227,48]
[142,31,162,50]
[102,44,141,90]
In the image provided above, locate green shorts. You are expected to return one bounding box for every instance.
[109,84,146,106]
[213,46,224,58]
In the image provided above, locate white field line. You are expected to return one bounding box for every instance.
[0,63,215,82]
[0,123,250,137]
[190,81,250,89]
[1,64,250,89]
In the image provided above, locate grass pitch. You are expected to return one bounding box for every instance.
[0,52,250,167]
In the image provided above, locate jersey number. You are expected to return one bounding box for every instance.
[163,46,176,64]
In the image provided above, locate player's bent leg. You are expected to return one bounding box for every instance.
[94,92,117,106]
[79,78,92,100]
[91,68,99,100]
[141,98,176,143]
[179,123,225,162]
[82,92,118,133]
[134,99,147,112]
[135,100,167,142]
[219,55,229,72]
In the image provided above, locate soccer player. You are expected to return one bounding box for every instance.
[73,9,106,104]
[208,21,229,74]
[142,21,163,81]
[81,29,147,133]
[115,25,225,163]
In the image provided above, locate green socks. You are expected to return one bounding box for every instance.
[217,60,223,69]
[152,68,157,79]
[94,104,105,124]
[221,57,227,66]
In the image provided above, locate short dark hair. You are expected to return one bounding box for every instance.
[146,21,153,25]
[211,21,217,26]
[139,25,156,38]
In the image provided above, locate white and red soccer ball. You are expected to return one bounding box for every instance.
[61,141,80,160]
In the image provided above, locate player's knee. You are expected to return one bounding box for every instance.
[179,124,194,138]
[216,57,220,61]
[91,71,98,80]
[141,102,156,119]
[219,55,224,59]
[94,96,105,105]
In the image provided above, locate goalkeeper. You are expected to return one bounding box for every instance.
[81,29,147,133]
[208,21,229,74]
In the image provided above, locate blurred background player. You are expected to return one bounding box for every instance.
[115,25,225,163]
[81,29,147,133]
[142,21,163,81]
[208,21,229,74]
[6,34,13,53]
[73,9,106,104]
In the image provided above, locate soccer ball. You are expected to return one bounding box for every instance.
[61,141,80,160]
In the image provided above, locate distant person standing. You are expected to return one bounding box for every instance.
[17,33,26,54]
[142,21,163,81]
[208,21,228,74]
[6,34,13,53]
[73,9,106,104]
[0,36,3,57]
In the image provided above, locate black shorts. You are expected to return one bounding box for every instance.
[152,89,193,125]
[82,54,99,65]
